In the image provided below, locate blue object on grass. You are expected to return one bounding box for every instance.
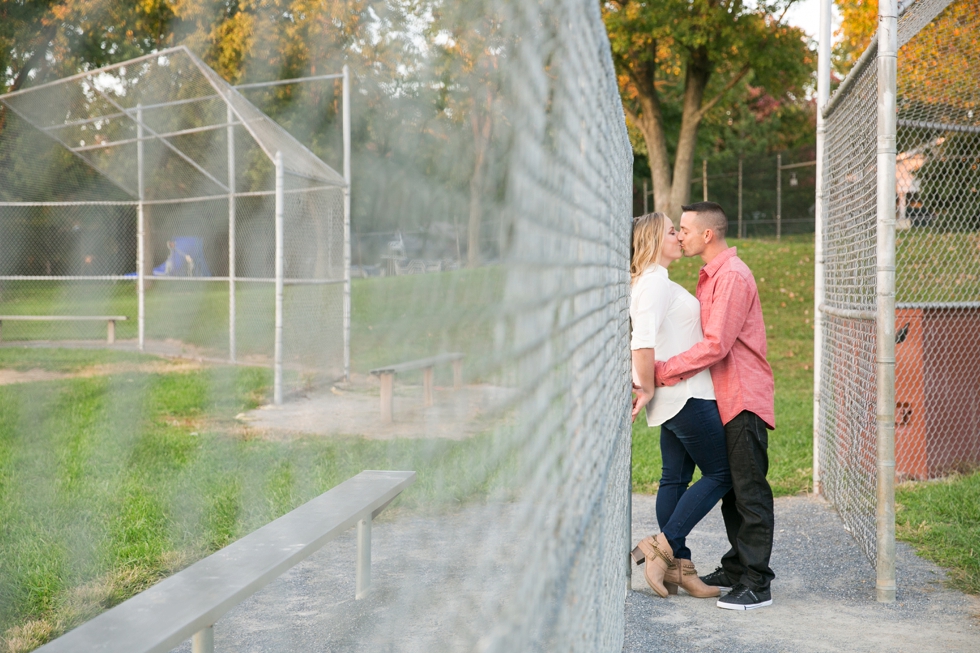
[125,237,211,277]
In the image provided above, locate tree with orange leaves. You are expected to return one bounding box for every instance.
[603,0,813,219]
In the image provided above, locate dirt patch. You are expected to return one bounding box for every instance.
[0,369,70,385]
[76,359,205,377]
[0,360,205,386]
[238,375,517,440]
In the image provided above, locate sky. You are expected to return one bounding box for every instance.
[783,0,843,40]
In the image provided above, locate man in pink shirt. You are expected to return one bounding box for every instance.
[654,201,776,610]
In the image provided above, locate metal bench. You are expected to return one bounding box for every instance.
[0,315,128,344]
[34,469,415,653]
[369,353,464,423]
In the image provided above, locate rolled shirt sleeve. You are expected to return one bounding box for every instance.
[630,275,668,350]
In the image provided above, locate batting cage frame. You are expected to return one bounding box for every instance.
[0,46,351,402]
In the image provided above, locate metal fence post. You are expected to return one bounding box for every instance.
[136,104,145,352]
[737,157,744,239]
[342,64,352,383]
[776,153,782,241]
[227,102,237,363]
[875,0,898,604]
[192,626,214,653]
[813,0,832,497]
[702,159,708,201]
[356,515,371,599]
[274,151,284,405]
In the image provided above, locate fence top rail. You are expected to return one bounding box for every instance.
[370,352,465,376]
[0,315,127,321]
[34,470,416,653]
[818,304,877,320]
[0,185,340,209]
[823,33,879,121]
[780,160,817,170]
[896,301,980,310]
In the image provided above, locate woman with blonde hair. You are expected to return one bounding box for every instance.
[628,212,731,599]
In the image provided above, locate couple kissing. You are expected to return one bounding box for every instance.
[629,202,776,611]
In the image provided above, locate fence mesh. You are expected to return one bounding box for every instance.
[894,0,980,480]
[0,1,634,650]
[0,47,346,388]
[685,150,817,238]
[636,148,816,237]
[818,0,978,566]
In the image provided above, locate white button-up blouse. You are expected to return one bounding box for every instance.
[630,264,715,426]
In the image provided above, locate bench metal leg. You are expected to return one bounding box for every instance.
[192,626,214,653]
[356,516,371,599]
[453,359,462,390]
[380,373,394,423]
[107,319,115,345]
[423,366,434,407]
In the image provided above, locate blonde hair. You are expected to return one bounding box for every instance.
[631,212,668,285]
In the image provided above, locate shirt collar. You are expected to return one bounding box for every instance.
[701,247,737,278]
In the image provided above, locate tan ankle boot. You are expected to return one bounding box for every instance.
[634,533,676,598]
[674,559,719,598]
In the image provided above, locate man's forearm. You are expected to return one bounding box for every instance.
[655,338,724,386]
[655,272,750,386]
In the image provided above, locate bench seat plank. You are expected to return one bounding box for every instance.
[369,352,463,376]
[36,470,415,653]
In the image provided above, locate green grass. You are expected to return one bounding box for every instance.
[632,235,816,497]
[896,230,980,303]
[0,267,504,382]
[0,349,511,651]
[896,472,980,595]
[350,267,503,381]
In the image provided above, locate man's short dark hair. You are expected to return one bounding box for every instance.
[681,201,728,239]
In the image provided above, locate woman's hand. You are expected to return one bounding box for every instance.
[631,382,654,422]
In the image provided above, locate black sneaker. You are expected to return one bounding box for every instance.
[699,567,733,592]
[716,583,772,610]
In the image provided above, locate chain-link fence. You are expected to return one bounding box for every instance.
[0,3,635,649]
[637,148,816,237]
[817,0,979,586]
[893,0,980,482]
[0,47,348,397]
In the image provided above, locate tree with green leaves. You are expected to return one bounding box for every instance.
[603,0,813,218]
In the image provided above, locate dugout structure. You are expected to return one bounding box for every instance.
[815,0,980,601]
[0,46,351,402]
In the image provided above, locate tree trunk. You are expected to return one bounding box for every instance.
[631,47,712,220]
[467,110,492,268]
[635,94,673,215]
[668,49,711,219]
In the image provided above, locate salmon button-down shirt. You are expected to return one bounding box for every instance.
[654,247,775,429]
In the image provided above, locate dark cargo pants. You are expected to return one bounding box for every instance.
[719,410,776,591]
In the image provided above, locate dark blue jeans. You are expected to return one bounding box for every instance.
[657,398,732,560]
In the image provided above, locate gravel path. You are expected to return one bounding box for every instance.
[627,493,979,653]
[165,494,979,652]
